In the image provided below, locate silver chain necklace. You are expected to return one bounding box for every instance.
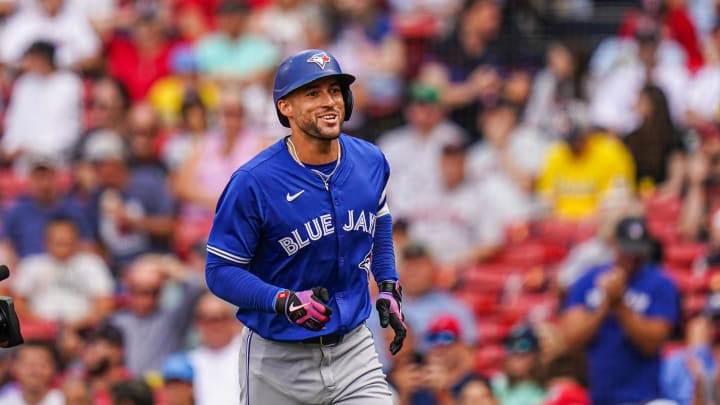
[286,137,342,190]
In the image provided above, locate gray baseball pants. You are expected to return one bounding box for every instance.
[238,324,393,405]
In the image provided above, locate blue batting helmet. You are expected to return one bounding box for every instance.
[273,49,356,128]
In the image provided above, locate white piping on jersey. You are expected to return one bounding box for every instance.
[377,203,390,217]
[207,245,252,264]
[286,136,342,191]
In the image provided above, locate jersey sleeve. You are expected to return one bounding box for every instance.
[206,170,263,266]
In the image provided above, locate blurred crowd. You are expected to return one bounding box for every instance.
[0,0,719,404]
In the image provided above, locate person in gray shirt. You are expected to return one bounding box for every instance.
[111,254,204,377]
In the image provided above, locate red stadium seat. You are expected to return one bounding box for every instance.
[664,242,707,268]
[664,267,708,294]
[474,344,505,376]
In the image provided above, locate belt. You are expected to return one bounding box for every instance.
[300,333,345,346]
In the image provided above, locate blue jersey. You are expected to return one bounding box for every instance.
[206,134,396,341]
[564,263,679,405]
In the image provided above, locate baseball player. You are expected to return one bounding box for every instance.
[205,49,407,405]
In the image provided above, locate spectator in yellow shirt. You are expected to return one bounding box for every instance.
[148,44,220,128]
[536,109,636,222]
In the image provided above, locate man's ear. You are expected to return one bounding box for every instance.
[278,99,292,120]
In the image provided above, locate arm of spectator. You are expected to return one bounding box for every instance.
[116,210,175,237]
[170,142,219,211]
[613,303,673,356]
[679,153,709,240]
[12,295,36,321]
[417,62,498,109]
[559,302,610,352]
[68,296,114,332]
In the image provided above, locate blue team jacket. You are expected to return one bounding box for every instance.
[206,134,397,341]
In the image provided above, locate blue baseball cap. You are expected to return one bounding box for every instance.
[504,324,539,353]
[161,353,194,383]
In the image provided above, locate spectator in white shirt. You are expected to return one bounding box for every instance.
[1,40,82,171]
[0,340,64,405]
[376,82,467,219]
[12,215,115,331]
[409,142,505,268]
[589,19,690,135]
[0,0,100,71]
[686,23,720,127]
[188,292,242,405]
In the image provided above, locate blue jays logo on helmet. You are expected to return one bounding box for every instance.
[307,52,331,69]
[273,49,356,128]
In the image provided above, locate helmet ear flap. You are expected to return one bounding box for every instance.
[343,87,354,122]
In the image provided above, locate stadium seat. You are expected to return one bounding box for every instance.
[664,267,708,294]
[474,344,505,377]
[664,242,707,268]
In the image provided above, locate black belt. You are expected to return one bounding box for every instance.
[300,333,344,346]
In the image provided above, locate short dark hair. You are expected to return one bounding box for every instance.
[110,379,154,405]
[24,40,56,67]
[16,339,60,369]
[46,215,79,233]
[216,0,249,14]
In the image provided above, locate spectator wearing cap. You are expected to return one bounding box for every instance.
[560,216,680,405]
[105,4,174,101]
[0,154,93,264]
[555,197,644,297]
[147,44,220,127]
[416,315,481,405]
[70,77,133,211]
[660,292,720,405]
[161,353,194,405]
[376,243,477,356]
[491,324,545,405]
[84,130,176,273]
[405,140,505,268]
[1,40,83,170]
[0,0,100,70]
[0,340,63,405]
[194,0,279,84]
[75,323,132,405]
[110,254,203,377]
[11,215,114,331]
[187,292,241,405]
[377,82,467,220]
[588,15,690,134]
[535,104,635,222]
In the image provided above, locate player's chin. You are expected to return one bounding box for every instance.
[316,122,342,139]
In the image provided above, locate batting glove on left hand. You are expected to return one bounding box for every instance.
[376,281,407,355]
[275,287,332,331]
